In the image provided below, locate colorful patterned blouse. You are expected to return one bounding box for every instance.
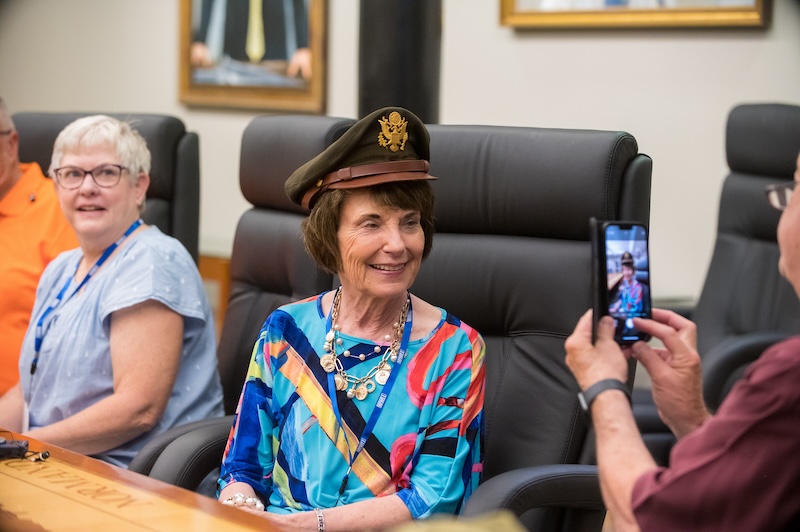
[218,293,485,519]
[611,278,643,316]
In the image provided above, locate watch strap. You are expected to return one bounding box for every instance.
[578,378,631,413]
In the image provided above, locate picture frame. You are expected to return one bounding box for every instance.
[500,0,770,29]
[179,0,327,113]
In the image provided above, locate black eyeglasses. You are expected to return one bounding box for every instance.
[765,182,796,211]
[52,164,128,190]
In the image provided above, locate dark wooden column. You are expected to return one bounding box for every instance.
[358,0,442,123]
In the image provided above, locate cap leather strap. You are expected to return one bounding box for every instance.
[302,159,431,208]
[330,159,430,182]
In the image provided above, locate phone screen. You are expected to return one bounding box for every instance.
[593,220,652,344]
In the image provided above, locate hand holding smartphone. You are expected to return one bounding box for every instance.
[591,218,652,345]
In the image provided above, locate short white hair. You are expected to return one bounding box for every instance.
[49,115,151,183]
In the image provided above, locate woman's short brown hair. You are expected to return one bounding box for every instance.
[301,180,435,274]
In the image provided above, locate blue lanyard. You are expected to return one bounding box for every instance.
[30,219,143,375]
[325,293,413,497]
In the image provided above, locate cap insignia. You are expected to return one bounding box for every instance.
[377,111,408,152]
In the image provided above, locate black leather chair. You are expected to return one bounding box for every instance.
[424,124,650,531]
[217,115,355,415]
[144,116,652,532]
[12,112,201,262]
[129,115,354,479]
[633,102,800,466]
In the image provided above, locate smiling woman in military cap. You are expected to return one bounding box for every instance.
[217,107,486,530]
[609,251,643,316]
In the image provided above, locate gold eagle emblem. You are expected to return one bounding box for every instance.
[377,111,408,152]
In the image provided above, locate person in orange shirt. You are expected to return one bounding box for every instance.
[0,98,78,394]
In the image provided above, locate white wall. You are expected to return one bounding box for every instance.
[1,0,798,302]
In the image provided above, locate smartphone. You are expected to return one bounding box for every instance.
[591,218,652,345]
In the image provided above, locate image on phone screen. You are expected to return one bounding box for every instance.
[603,223,652,344]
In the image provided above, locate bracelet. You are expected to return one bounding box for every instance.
[221,492,265,511]
[314,507,326,531]
[578,378,631,413]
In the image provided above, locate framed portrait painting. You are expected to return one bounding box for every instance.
[179,0,327,113]
[500,0,771,29]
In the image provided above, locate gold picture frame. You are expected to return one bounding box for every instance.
[500,0,770,29]
[179,0,327,113]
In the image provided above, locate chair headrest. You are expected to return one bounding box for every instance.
[427,124,640,241]
[239,115,355,213]
[726,103,800,179]
[12,112,187,200]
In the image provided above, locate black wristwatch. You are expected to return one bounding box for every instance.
[578,379,631,413]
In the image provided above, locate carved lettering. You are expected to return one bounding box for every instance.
[50,479,92,489]
[2,460,55,474]
[2,460,40,471]
[35,470,83,481]
[75,485,120,497]
[24,464,56,476]
[115,497,153,510]
[4,458,152,510]
[73,485,149,508]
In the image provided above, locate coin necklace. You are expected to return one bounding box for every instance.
[320,288,410,401]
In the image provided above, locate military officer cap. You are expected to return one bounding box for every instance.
[621,251,635,268]
[285,106,437,209]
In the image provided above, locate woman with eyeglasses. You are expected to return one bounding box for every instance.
[0,115,223,468]
[563,150,800,531]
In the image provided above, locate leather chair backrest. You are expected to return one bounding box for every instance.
[217,115,354,414]
[416,124,650,481]
[693,104,800,358]
[12,112,200,262]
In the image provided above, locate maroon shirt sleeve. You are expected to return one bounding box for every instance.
[631,337,800,531]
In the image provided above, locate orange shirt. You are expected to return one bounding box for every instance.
[0,163,78,394]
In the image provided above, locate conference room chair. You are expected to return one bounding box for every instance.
[128,115,353,477]
[12,112,201,262]
[633,102,800,466]
[142,114,652,532]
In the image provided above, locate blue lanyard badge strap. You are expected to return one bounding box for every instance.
[327,298,414,498]
[31,219,143,375]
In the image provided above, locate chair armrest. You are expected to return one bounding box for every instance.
[702,332,792,411]
[146,415,234,491]
[128,417,229,475]
[461,464,603,519]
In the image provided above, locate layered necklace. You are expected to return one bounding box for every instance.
[320,288,410,401]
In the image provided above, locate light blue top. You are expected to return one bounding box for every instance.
[19,226,224,468]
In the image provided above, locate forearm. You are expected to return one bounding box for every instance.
[270,495,411,532]
[219,483,412,532]
[30,300,184,455]
[662,403,711,440]
[592,390,656,532]
[26,391,164,456]
[219,481,258,501]
[0,384,24,431]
